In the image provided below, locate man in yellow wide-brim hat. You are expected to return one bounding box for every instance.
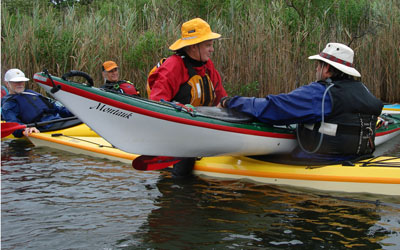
[147,18,228,177]
[147,17,227,107]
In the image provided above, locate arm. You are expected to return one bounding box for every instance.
[226,82,332,125]
[51,100,74,118]
[2,99,39,137]
[36,92,74,118]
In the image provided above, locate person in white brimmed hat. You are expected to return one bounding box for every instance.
[2,68,75,137]
[147,18,228,177]
[220,43,383,162]
[3,68,30,94]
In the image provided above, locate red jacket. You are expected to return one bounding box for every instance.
[148,55,227,105]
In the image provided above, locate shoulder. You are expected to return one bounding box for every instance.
[22,89,41,96]
[117,80,133,85]
[162,54,184,67]
[154,55,185,75]
[289,82,327,95]
[119,81,135,89]
[331,79,367,90]
[1,94,17,109]
[2,94,14,102]
[306,81,329,90]
[205,59,219,74]
[205,59,216,67]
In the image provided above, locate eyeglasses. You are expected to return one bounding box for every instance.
[107,68,118,73]
[9,81,26,84]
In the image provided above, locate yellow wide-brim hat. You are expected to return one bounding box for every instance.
[169,18,221,51]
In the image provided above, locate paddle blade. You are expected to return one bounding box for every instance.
[132,155,182,171]
[1,122,27,138]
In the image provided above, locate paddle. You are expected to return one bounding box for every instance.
[132,155,182,171]
[1,116,78,138]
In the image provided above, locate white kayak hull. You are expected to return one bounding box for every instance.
[33,72,400,157]
[34,73,297,157]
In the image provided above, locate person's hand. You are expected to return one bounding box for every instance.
[23,127,40,136]
[219,96,230,108]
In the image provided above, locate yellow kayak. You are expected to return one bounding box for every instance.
[194,155,400,196]
[39,123,98,137]
[23,131,400,196]
[2,123,98,139]
[27,132,138,164]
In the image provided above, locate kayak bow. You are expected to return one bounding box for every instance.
[33,72,297,157]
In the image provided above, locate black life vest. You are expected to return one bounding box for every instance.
[297,79,383,156]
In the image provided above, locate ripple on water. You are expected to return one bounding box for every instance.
[1,137,400,249]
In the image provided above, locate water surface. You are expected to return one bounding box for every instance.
[2,137,400,249]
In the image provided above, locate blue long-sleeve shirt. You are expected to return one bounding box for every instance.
[227,82,332,125]
[226,82,352,162]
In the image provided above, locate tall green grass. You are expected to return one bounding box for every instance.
[1,0,399,102]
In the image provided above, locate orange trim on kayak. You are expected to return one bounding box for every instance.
[194,164,400,184]
[29,133,137,161]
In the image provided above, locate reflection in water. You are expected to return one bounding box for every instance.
[127,173,400,249]
[1,139,161,250]
[1,137,400,249]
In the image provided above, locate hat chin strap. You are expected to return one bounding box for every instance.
[187,44,203,62]
[316,63,326,81]
[197,45,202,62]
[316,68,323,81]
[185,44,206,63]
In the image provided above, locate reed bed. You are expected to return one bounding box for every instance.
[1,0,399,102]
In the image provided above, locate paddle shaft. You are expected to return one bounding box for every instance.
[25,116,78,128]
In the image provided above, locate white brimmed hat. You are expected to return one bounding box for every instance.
[308,43,361,77]
[4,68,30,82]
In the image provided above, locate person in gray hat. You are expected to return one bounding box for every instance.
[220,43,383,162]
[2,68,74,137]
